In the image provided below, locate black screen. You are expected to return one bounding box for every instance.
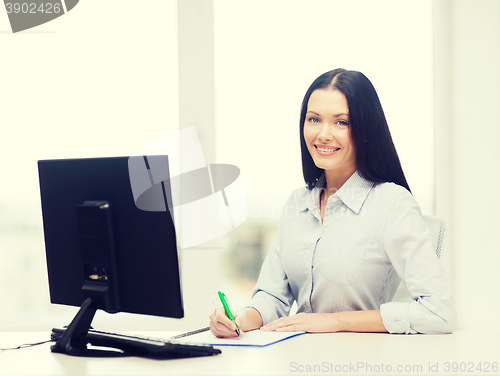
[38,156,183,319]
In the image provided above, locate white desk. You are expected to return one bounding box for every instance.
[1,330,499,375]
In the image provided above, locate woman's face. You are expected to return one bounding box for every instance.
[303,89,356,175]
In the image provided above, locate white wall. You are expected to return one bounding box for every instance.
[434,0,500,330]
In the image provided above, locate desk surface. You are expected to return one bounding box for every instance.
[1,330,499,376]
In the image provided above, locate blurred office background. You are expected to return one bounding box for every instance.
[0,0,498,332]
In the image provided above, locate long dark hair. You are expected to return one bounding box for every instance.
[300,69,411,193]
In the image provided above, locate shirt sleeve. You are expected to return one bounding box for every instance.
[243,219,295,325]
[380,190,457,334]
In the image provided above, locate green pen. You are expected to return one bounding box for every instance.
[218,291,241,336]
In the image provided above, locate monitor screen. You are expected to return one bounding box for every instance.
[38,156,183,319]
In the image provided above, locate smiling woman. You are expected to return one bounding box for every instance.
[209,69,455,337]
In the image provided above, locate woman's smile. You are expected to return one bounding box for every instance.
[314,144,341,156]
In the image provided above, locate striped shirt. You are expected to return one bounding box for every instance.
[246,171,456,334]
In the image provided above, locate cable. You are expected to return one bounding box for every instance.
[0,336,60,354]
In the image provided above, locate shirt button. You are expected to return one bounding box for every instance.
[323,222,328,228]
[332,197,338,203]
[341,207,347,212]
[309,246,313,251]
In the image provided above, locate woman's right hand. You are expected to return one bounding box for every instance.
[209,306,247,338]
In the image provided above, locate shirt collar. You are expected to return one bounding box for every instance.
[299,171,375,215]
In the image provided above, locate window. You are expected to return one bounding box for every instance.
[0,0,179,330]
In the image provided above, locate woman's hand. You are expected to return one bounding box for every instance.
[261,313,341,333]
[260,310,387,333]
[209,306,247,338]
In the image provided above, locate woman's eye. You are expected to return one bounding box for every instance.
[308,117,320,123]
[337,120,349,127]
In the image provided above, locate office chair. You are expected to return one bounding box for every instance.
[422,214,446,259]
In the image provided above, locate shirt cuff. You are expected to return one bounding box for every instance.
[380,301,417,334]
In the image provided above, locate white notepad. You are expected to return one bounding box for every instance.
[172,329,305,347]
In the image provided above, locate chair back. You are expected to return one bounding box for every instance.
[422,215,446,259]
[391,215,447,302]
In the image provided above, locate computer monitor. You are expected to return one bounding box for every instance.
[38,156,183,357]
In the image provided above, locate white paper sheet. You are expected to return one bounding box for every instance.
[172,329,306,347]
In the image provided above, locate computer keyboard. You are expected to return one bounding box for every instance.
[51,327,221,359]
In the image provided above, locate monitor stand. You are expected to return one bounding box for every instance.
[50,296,222,360]
[51,297,126,357]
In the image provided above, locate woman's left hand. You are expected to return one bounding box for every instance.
[260,313,341,333]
